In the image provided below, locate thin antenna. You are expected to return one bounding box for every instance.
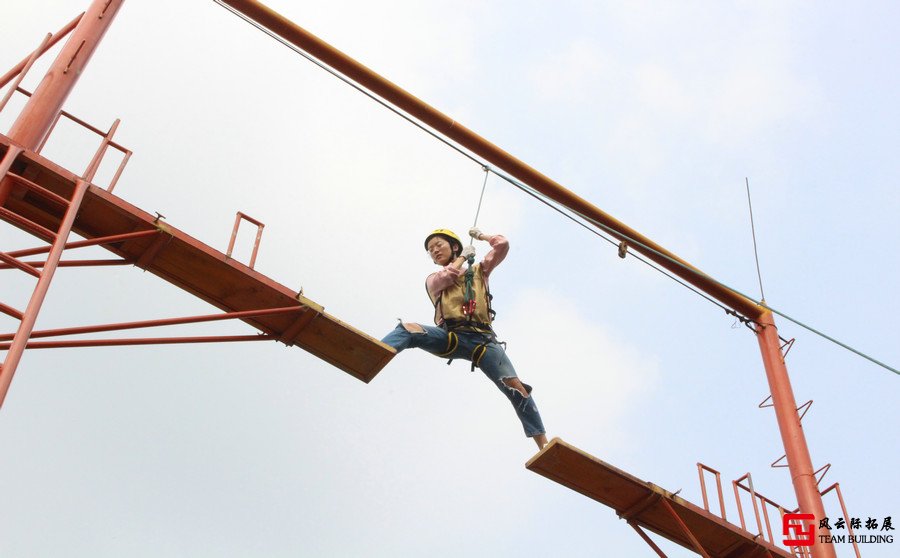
[746,177,766,303]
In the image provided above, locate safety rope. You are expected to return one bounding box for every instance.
[215,0,898,378]
[469,166,490,247]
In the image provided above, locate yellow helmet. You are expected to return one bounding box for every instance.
[424,229,462,252]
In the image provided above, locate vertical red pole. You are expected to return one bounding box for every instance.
[0,0,124,408]
[756,310,835,558]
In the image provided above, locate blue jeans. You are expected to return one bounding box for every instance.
[382,323,546,438]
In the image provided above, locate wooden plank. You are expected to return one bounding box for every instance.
[526,439,794,558]
[0,133,395,383]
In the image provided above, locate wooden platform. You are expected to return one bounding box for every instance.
[0,135,394,383]
[527,439,794,558]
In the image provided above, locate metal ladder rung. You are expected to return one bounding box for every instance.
[6,172,71,207]
[0,207,57,242]
[0,251,41,278]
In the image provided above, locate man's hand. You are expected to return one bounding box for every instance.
[460,245,476,260]
[468,227,483,241]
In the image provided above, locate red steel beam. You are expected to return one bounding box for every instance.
[4,0,124,154]
[0,34,52,115]
[0,335,275,350]
[0,180,89,408]
[756,311,835,558]
[0,302,24,321]
[0,306,304,342]
[659,499,712,558]
[0,251,42,278]
[0,13,83,90]
[627,522,669,558]
[6,229,158,259]
[0,258,129,270]
[218,0,764,321]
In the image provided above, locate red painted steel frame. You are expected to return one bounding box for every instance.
[5,0,124,155]
[820,483,861,558]
[226,211,265,269]
[0,34,52,115]
[0,13,83,90]
[0,0,124,409]
[628,522,669,558]
[0,306,303,342]
[1,335,275,350]
[697,463,727,521]
[218,3,836,555]
[756,311,835,558]
[0,180,89,407]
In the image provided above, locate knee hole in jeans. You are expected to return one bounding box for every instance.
[502,377,530,398]
[402,323,425,334]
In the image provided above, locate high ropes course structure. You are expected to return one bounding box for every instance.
[1,1,894,556]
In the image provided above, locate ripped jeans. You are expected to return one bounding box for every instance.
[381,323,546,438]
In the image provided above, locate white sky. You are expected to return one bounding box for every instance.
[1,1,898,557]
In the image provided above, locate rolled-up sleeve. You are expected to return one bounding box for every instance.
[480,235,509,277]
[426,265,464,300]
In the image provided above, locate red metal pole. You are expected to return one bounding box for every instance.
[0,13,84,90]
[0,334,274,350]
[0,306,303,342]
[6,229,157,259]
[0,1,124,409]
[0,180,89,408]
[0,34,52,115]
[756,310,835,558]
[5,0,124,153]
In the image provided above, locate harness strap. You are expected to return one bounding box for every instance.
[436,331,458,357]
[443,318,493,334]
[470,343,488,371]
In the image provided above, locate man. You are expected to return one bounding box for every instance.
[382,227,548,450]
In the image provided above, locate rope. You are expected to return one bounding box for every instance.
[469,166,490,246]
[214,0,898,377]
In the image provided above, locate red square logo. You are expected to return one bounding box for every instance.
[783,513,816,546]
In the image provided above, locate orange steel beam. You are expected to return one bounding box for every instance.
[214,5,834,556]
[218,0,764,321]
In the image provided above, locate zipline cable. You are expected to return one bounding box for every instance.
[212,0,485,170]
[491,168,899,376]
[213,0,898,377]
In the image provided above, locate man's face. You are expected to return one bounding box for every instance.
[426,236,454,266]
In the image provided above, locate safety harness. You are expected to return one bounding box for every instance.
[437,253,501,371]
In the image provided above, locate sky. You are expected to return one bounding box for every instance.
[1,1,898,557]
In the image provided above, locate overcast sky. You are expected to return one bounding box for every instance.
[1,1,898,557]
